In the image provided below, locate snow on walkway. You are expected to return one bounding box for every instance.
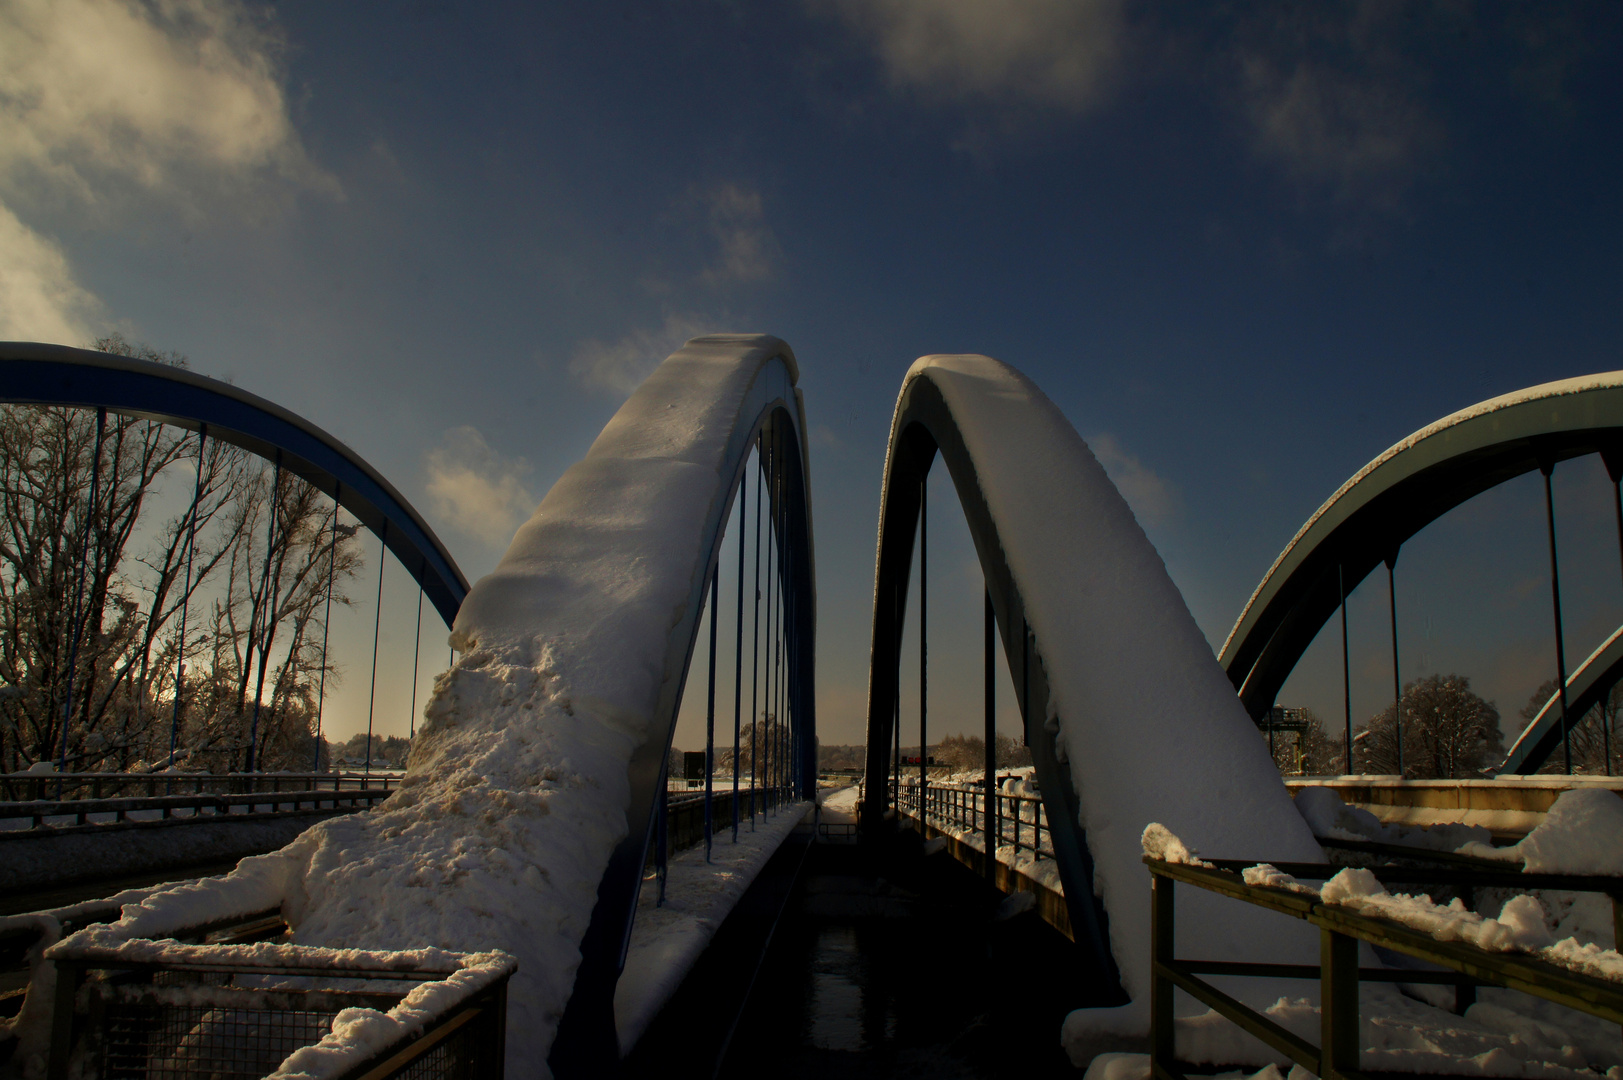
[613,801,810,1054]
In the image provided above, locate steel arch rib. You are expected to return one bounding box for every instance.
[0,341,468,623]
[1502,624,1623,774]
[1220,372,1623,730]
[862,355,1320,1024]
[515,335,815,1070]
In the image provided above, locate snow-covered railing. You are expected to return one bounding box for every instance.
[0,771,400,803]
[1144,852,1623,1080]
[894,779,1054,862]
[0,786,395,833]
[37,922,513,1080]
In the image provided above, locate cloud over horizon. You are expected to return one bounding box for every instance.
[0,0,334,342]
[821,0,1124,113]
[424,426,538,553]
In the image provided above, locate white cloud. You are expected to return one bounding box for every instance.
[0,203,103,343]
[1089,432,1176,528]
[424,427,537,552]
[823,0,1123,112]
[1231,9,1436,205]
[569,312,719,397]
[0,0,335,200]
[700,183,778,285]
[0,0,335,343]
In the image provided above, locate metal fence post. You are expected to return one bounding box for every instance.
[1320,926,1359,1080]
[1151,872,1176,1080]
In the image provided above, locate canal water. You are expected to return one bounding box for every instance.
[720,835,1109,1078]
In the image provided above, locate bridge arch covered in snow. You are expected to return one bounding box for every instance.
[1218,372,1623,773]
[861,355,1322,1031]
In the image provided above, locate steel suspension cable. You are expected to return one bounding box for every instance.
[732,461,745,842]
[984,588,995,880]
[705,563,718,863]
[364,523,388,777]
[313,484,341,772]
[409,571,424,740]
[59,407,107,784]
[765,436,776,813]
[1541,462,1573,775]
[919,474,928,798]
[169,424,208,778]
[751,441,762,828]
[1340,561,1352,776]
[1386,552,1403,778]
[246,451,282,774]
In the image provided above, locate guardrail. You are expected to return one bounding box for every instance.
[0,773,401,836]
[0,771,400,802]
[1145,854,1623,1080]
[22,904,510,1080]
[893,779,1053,861]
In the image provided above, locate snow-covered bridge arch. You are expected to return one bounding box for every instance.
[1219,372,1623,773]
[861,355,1320,1036]
[67,335,818,1075]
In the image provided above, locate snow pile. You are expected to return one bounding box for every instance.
[24,336,803,1075]
[613,801,810,1055]
[1240,865,1316,895]
[1141,824,1213,868]
[1458,789,1623,874]
[1318,867,1623,979]
[890,357,1324,1053]
[266,952,515,1080]
[1292,786,1493,851]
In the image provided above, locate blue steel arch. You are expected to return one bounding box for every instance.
[860,364,1126,1000]
[549,336,816,1072]
[1220,372,1623,771]
[0,341,468,623]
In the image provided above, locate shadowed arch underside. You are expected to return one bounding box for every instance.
[863,355,1321,1032]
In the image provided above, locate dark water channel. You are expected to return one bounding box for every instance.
[720,837,1105,1079]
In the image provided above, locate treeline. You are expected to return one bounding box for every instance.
[0,337,366,776]
[1270,673,1622,779]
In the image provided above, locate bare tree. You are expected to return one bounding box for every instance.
[1354,674,1502,779]
[0,335,365,775]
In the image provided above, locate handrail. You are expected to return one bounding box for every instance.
[1145,855,1623,1080]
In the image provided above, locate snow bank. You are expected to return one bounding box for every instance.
[42,336,802,1075]
[1292,786,1493,851]
[612,801,810,1054]
[1457,789,1623,874]
[890,357,1323,1052]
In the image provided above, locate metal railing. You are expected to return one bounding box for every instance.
[0,770,400,802]
[38,909,511,1080]
[892,779,1053,862]
[0,772,400,835]
[1146,854,1623,1080]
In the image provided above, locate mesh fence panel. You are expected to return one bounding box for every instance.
[100,1000,336,1080]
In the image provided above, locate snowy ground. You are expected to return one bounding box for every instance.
[613,800,811,1054]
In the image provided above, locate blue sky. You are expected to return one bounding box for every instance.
[3,1,1621,749]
